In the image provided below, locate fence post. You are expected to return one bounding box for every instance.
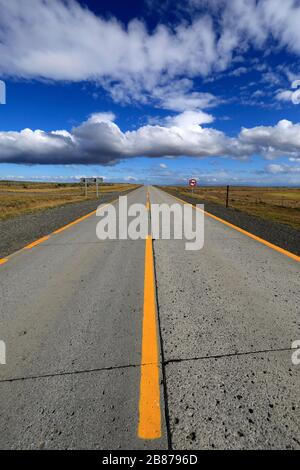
[226,185,229,208]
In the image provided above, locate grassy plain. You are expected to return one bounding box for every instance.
[0,181,138,219]
[160,185,300,230]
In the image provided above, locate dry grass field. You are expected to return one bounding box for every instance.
[162,185,300,230]
[0,181,138,219]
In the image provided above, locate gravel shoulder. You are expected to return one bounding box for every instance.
[160,187,300,257]
[0,191,131,258]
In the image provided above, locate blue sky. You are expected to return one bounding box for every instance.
[0,0,300,185]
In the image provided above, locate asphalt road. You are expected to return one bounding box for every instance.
[0,186,299,449]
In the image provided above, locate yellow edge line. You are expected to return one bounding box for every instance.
[52,209,97,234]
[53,197,121,235]
[138,232,161,439]
[163,189,300,263]
[0,196,122,265]
[24,235,50,250]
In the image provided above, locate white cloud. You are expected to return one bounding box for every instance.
[261,71,282,87]
[87,112,116,124]
[164,110,214,127]
[1,114,300,165]
[151,80,219,111]
[125,176,138,182]
[0,1,220,92]
[230,67,248,77]
[238,119,300,159]
[275,80,300,104]
[105,78,220,112]
[275,90,294,102]
[0,111,228,164]
[266,163,300,174]
[1,0,300,108]
[252,90,265,98]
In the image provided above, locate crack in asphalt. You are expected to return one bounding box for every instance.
[152,220,173,450]
[0,361,158,384]
[43,240,144,246]
[164,346,295,366]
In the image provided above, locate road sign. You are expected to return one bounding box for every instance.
[80,177,103,184]
[189,178,197,187]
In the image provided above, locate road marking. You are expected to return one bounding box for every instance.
[24,236,50,250]
[162,190,300,263]
[147,190,152,210]
[146,192,150,211]
[53,210,97,235]
[138,234,161,440]
[52,198,120,235]
[0,196,124,266]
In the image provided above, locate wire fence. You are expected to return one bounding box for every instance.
[182,186,300,209]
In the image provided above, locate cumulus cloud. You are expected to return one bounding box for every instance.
[0,128,76,164]
[1,114,300,165]
[164,110,214,127]
[0,112,226,164]
[238,119,300,159]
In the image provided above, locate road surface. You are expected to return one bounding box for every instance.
[0,186,299,449]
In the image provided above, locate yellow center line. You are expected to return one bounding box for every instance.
[138,229,161,439]
[24,236,50,250]
[0,258,8,265]
[165,190,300,263]
[146,191,150,210]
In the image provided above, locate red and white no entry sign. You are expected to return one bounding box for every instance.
[189,178,197,187]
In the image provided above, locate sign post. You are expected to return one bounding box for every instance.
[226,185,229,208]
[188,178,197,194]
[80,177,104,198]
